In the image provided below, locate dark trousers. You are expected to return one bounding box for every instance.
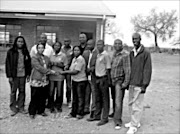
[28,85,48,115]
[49,81,64,111]
[70,80,86,117]
[113,81,125,125]
[10,77,26,112]
[84,81,91,112]
[65,74,71,103]
[110,85,115,113]
[95,76,110,121]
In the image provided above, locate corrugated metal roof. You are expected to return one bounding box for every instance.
[0,0,115,17]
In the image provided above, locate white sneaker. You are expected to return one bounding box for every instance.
[115,125,121,130]
[125,122,141,128]
[126,127,137,134]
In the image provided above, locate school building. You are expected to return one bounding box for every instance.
[0,1,115,50]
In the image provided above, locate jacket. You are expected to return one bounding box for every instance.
[31,53,51,81]
[129,45,152,93]
[82,49,98,83]
[5,48,31,78]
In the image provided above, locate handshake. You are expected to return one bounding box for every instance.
[49,70,65,75]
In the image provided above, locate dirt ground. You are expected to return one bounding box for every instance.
[0,53,179,134]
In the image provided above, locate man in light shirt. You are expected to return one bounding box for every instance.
[30,33,53,58]
[94,40,111,126]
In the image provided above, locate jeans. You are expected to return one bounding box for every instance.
[84,81,91,112]
[70,80,87,116]
[28,85,48,115]
[89,80,97,112]
[113,80,125,125]
[10,77,26,112]
[110,85,115,114]
[95,76,110,121]
[49,81,64,111]
[65,74,71,103]
[128,85,144,127]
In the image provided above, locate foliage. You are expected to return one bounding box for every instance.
[105,19,123,39]
[131,8,178,49]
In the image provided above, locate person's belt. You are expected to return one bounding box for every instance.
[96,75,107,79]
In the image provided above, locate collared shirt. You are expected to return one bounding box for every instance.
[70,55,87,82]
[95,50,111,77]
[61,45,73,65]
[30,43,53,58]
[17,49,25,77]
[133,45,142,57]
[111,50,131,86]
[49,51,68,81]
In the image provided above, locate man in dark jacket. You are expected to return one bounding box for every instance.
[125,33,152,134]
[83,39,98,119]
[79,33,87,55]
[5,36,31,116]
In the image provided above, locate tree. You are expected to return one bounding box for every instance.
[131,8,178,52]
[171,37,180,46]
[105,19,123,39]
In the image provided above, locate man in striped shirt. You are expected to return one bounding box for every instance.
[110,39,131,130]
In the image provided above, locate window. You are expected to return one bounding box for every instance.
[44,33,56,43]
[81,32,93,41]
[0,24,21,47]
[36,25,59,44]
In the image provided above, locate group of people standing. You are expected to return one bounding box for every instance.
[5,32,152,134]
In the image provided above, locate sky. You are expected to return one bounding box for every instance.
[103,0,180,48]
[0,0,179,48]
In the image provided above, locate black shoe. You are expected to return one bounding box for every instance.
[50,108,55,113]
[109,113,114,118]
[76,115,83,120]
[29,115,35,119]
[90,111,94,118]
[11,111,18,116]
[87,117,100,122]
[19,109,28,114]
[57,108,62,113]
[38,112,48,117]
[84,111,90,115]
[97,120,108,126]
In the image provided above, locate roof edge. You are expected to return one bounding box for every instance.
[0,9,116,18]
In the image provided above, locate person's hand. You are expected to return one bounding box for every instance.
[128,100,134,106]
[50,70,56,74]
[54,71,59,75]
[9,77,13,83]
[59,70,65,75]
[64,66,69,71]
[26,75,30,82]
